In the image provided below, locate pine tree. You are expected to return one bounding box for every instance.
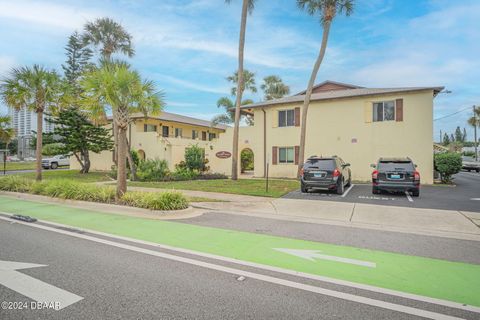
[46,108,113,173]
[62,31,93,93]
[443,133,451,146]
[463,127,467,142]
[454,126,463,142]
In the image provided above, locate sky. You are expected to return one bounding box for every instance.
[0,0,479,141]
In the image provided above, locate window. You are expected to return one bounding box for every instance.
[373,101,395,122]
[208,133,216,141]
[279,147,294,164]
[278,110,295,127]
[162,126,169,137]
[192,130,198,139]
[175,128,182,138]
[144,124,157,132]
[201,131,207,141]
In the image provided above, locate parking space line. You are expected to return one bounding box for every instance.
[341,184,355,198]
[405,192,414,202]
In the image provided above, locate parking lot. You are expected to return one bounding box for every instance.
[283,171,480,212]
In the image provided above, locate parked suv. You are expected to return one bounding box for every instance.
[300,156,351,195]
[42,155,70,169]
[371,157,420,196]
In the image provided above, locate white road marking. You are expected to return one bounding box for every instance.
[0,260,83,310]
[341,184,355,198]
[273,248,376,268]
[405,192,414,202]
[471,198,480,201]
[1,215,479,315]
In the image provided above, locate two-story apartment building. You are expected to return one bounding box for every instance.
[78,81,442,184]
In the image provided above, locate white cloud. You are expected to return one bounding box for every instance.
[156,74,228,94]
[0,56,16,75]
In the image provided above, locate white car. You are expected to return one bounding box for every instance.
[42,155,70,169]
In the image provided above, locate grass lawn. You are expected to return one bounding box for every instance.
[128,178,299,198]
[0,161,37,171]
[16,169,113,183]
[186,196,225,202]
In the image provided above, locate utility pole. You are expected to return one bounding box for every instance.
[440,130,442,144]
[474,105,478,162]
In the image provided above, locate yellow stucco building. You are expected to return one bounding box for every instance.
[75,81,443,184]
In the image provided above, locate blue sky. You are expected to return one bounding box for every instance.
[0,0,479,140]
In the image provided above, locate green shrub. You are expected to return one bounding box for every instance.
[171,167,199,181]
[0,176,33,192]
[198,172,228,180]
[185,144,205,171]
[434,152,462,183]
[121,191,188,210]
[137,158,170,181]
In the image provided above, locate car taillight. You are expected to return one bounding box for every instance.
[372,170,378,179]
[414,170,420,181]
[333,169,340,177]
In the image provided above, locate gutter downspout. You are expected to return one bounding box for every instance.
[262,108,266,178]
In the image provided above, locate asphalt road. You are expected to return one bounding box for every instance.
[1,218,479,320]
[283,171,480,212]
[0,168,70,175]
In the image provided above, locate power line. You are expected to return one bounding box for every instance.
[434,106,471,121]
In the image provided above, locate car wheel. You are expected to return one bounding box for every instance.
[300,183,308,193]
[50,162,58,169]
[476,169,480,173]
[345,177,352,187]
[412,189,420,197]
[336,179,344,195]
[372,187,380,194]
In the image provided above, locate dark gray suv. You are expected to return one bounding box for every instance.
[300,156,351,194]
[371,157,420,196]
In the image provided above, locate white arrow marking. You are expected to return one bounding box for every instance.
[471,198,480,201]
[0,260,83,310]
[274,248,376,268]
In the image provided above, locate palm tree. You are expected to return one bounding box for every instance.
[81,62,163,199]
[227,69,257,96]
[468,106,480,161]
[82,17,134,60]
[296,0,354,177]
[0,115,15,153]
[225,0,256,180]
[83,17,135,172]
[0,65,60,181]
[211,96,254,126]
[261,75,290,100]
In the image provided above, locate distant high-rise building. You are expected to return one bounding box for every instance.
[8,107,55,159]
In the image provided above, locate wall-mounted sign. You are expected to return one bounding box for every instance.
[216,151,232,159]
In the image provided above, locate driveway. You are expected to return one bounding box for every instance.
[283,171,480,212]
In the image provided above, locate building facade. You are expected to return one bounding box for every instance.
[80,81,442,184]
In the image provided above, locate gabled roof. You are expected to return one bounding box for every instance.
[242,86,444,110]
[109,111,228,130]
[294,80,363,96]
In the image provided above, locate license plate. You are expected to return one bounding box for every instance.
[390,174,401,179]
[313,173,323,177]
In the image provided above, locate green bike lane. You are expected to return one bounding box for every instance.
[1,195,479,308]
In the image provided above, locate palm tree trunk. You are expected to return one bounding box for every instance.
[35,110,43,181]
[116,123,128,200]
[126,137,137,181]
[231,0,249,181]
[297,21,332,177]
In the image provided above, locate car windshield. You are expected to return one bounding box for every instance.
[378,160,414,171]
[305,159,336,170]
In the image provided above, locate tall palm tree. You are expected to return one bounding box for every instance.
[83,17,135,172]
[227,69,257,96]
[261,75,290,100]
[225,0,256,180]
[0,65,60,181]
[211,96,254,126]
[81,62,163,199]
[467,106,480,161]
[296,0,354,177]
[82,17,134,60]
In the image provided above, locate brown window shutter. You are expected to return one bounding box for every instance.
[295,146,300,165]
[396,99,403,122]
[272,147,278,165]
[294,107,300,126]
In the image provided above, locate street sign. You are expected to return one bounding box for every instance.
[0,260,83,310]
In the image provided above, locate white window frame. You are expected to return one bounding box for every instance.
[144,124,157,132]
[278,109,295,127]
[175,128,183,138]
[373,100,396,122]
[278,147,295,164]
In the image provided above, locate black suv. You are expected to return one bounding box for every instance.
[300,156,351,194]
[371,157,420,196]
